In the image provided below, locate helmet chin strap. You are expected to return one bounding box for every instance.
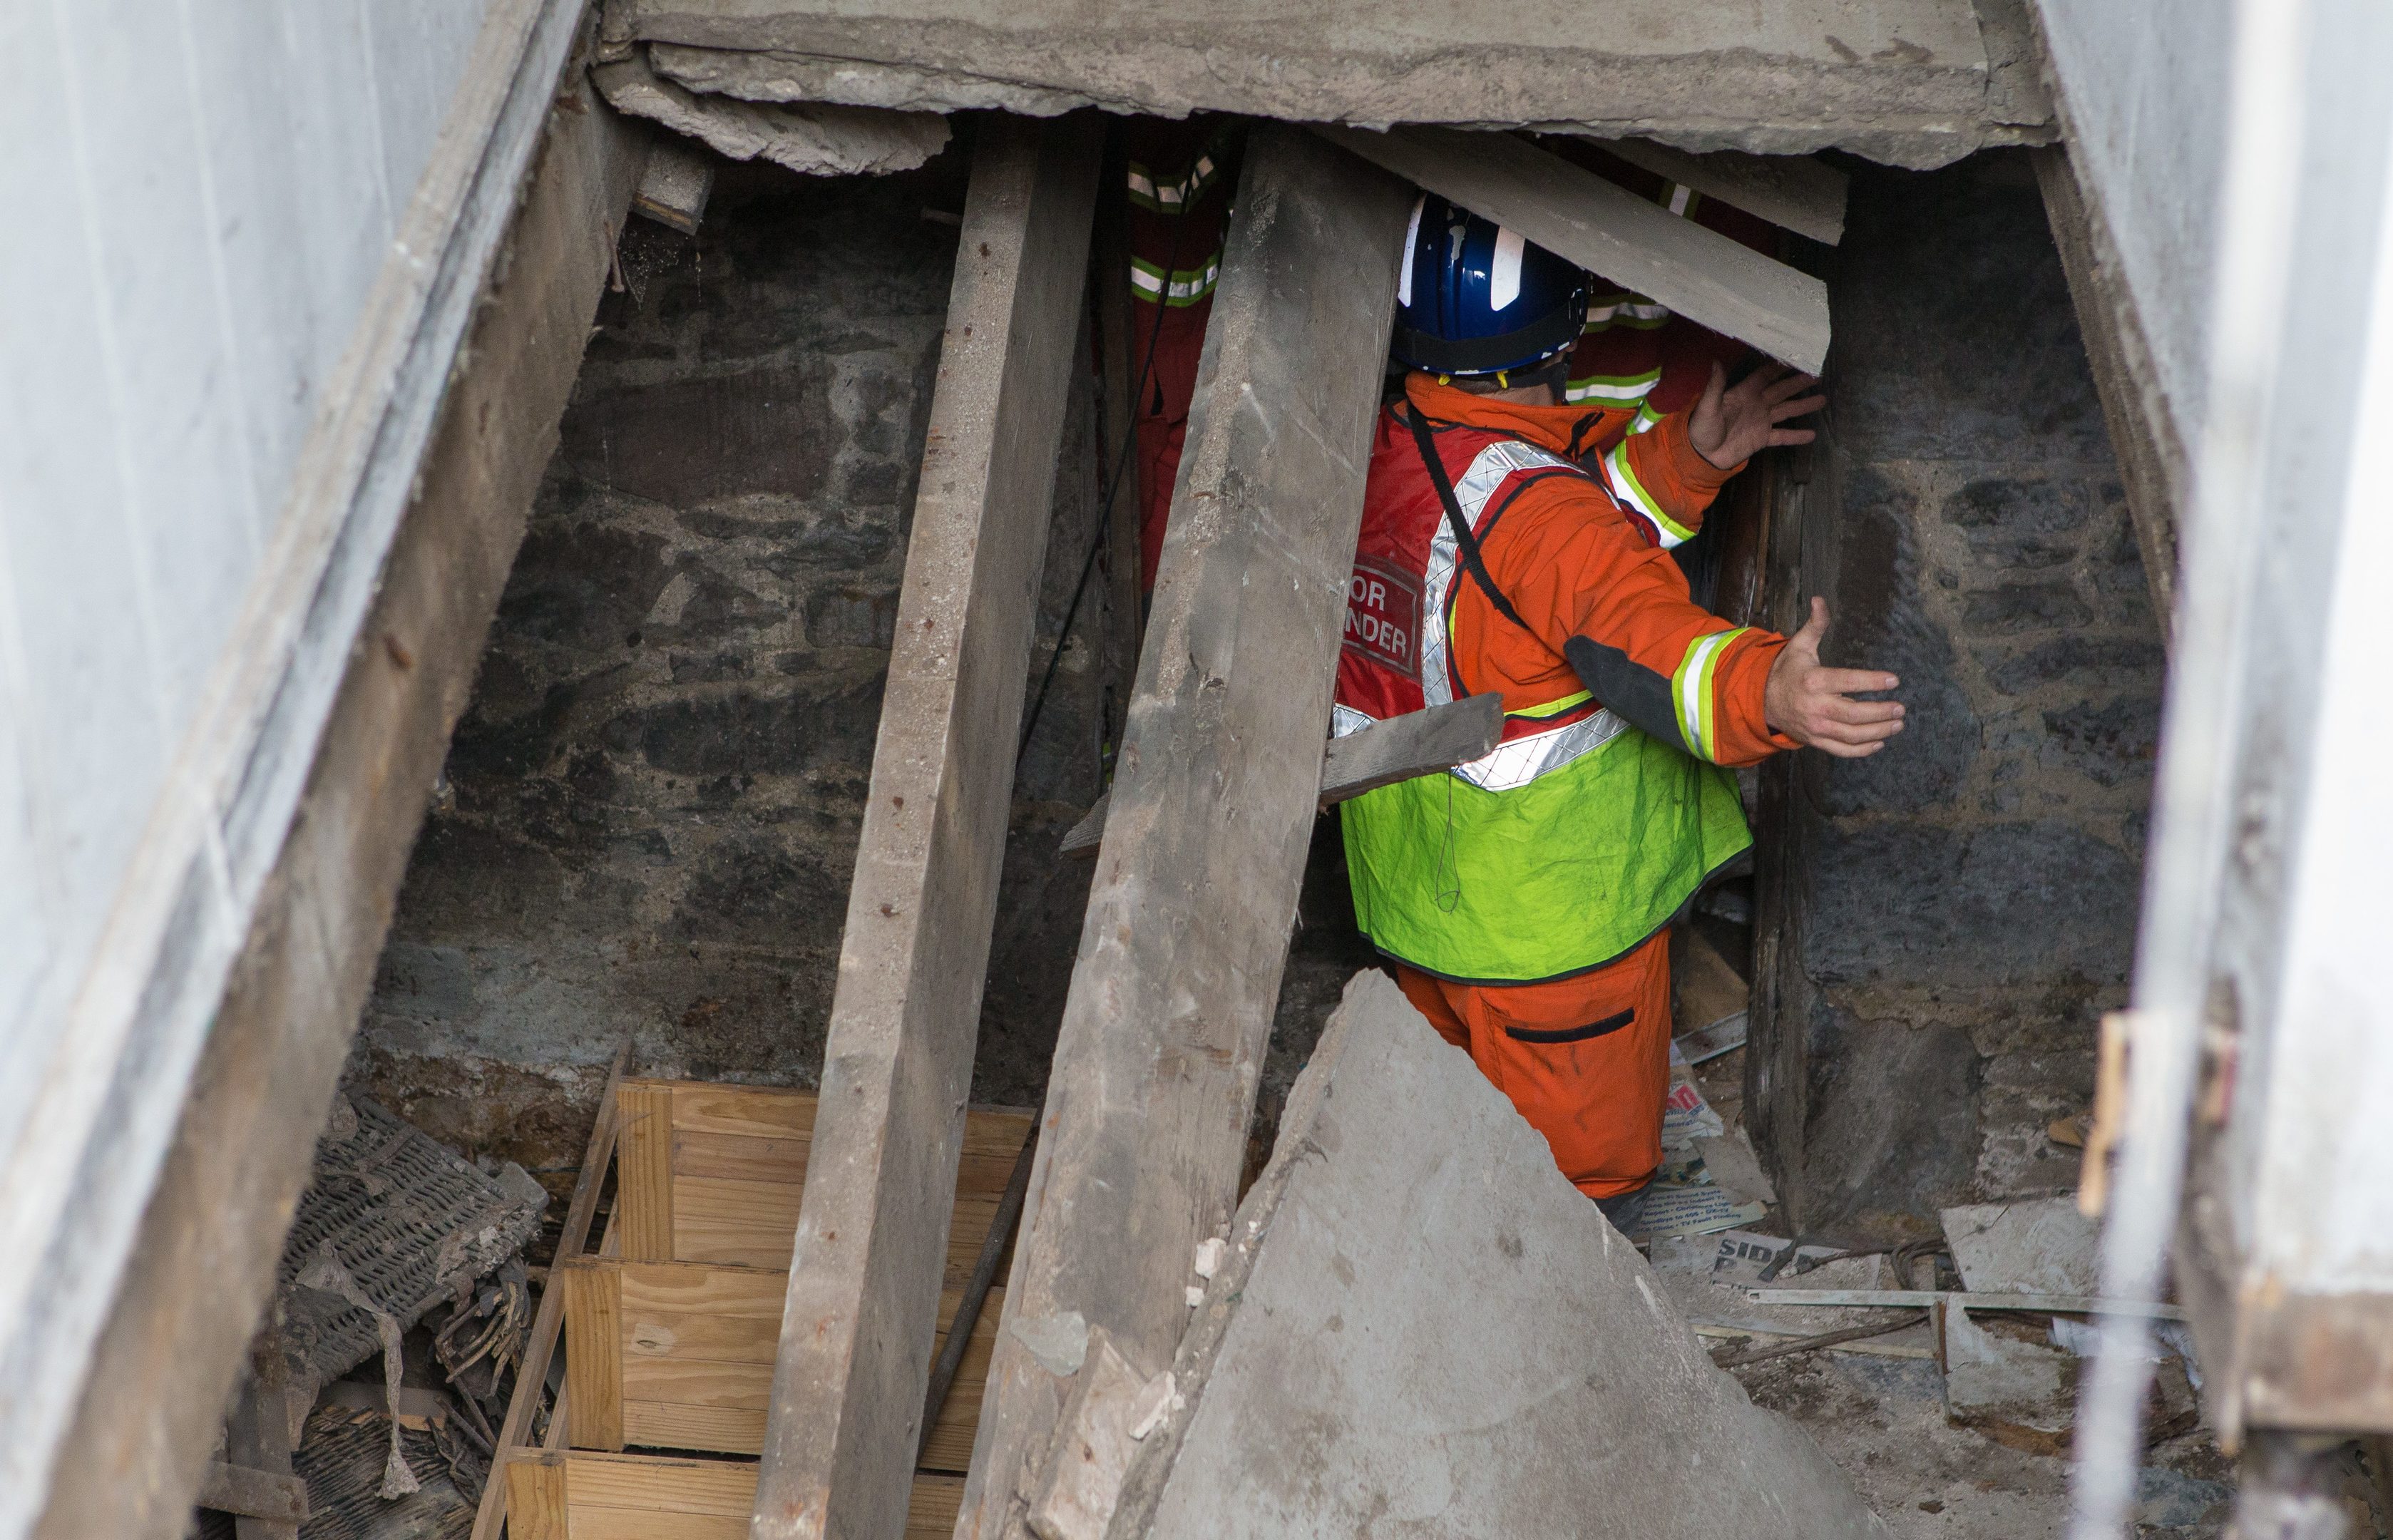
[1440,351,1571,396]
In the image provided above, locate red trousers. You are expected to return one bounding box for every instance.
[1396,930,1672,1198]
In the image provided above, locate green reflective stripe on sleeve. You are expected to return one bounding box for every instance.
[1671,627,1745,761]
[1563,367,1662,406]
[1628,400,1668,436]
[1508,689,1593,720]
[1602,440,1698,546]
[1129,251,1222,307]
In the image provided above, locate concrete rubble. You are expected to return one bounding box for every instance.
[594,0,2054,169]
[1110,971,1892,1539]
[594,51,948,177]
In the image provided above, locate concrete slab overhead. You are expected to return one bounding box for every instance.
[1110,972,1892,1540]
[600,0,2054,169]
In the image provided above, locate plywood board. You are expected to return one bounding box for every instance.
[565,1255,1000,1462]
[499,1450,963,1539]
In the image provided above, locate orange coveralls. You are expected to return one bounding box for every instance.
[1388,376,1795,1197]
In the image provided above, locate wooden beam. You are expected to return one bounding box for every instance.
[951,123,1415,1540]
[474,1044,632,1538]
[2031,145,2183,643]
[220,1335,298,1540]
[1060,693,1504,856]
[26,65,647,1540]
[1592,139,1848,247]
[194,1464,309,1528]
[1314,125,1832,373]
[747,114,1102,1540]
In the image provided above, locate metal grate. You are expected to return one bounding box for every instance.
[277,1096,546,1392]
[290,1405,480,1540]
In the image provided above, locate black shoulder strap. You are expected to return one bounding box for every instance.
[1403,407,1534,637]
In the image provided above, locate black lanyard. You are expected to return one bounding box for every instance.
[1404,406,1534,636]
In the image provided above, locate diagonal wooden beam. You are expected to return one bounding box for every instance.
[951,123,1415,1540]
[1059,693,1504,857]
[1315,125,1832,372]
[746,113,1102,1540]
[1591,138,1848,247]
[27,63,646,1540]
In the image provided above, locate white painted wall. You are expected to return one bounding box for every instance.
[2034,0,2235,446]
[0,0,494,1196]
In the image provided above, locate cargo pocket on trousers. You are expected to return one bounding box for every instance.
[1484,1001,1660,1189]
[1500,1007,1634,1045]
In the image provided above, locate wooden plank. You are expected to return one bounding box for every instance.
[505,1454,572,1540]
[675,1129,808,1186]
[953,123,1415,1540]
[911,1474,966,1540]
[1592,139,1848,247]
[1060,692,1503,856]
[622,1261,788,1362]
[2031,145,2182,642]
[567,1451,759,1516]
[622,1402,768,1454]
[593,1277,1003,1459]
[1320,692,1504,801]
[480,1045,635,1536]
[673,1176,803,1266]
[1315,124,1832,373]
[751,113,1103,1540]
[669,1082,815,1140]
[618,1082,678,1263]
[502,1452,960,1540]
[29,59,646,1540]
[194,1463,308,1526]
[1092,127,1147,747]
[564,1262,627,1452]
[221,1334,298,1540]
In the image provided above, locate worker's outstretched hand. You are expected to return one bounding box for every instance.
[1689,361,1825,470]
[1764,598,1905,758]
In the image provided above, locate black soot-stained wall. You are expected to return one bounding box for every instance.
[349,143,1125,1178]
[1751,150,2166,1243]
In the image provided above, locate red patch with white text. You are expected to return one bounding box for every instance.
[1343,557,1423,679]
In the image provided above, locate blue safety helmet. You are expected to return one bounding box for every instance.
[1391,194,1589,379]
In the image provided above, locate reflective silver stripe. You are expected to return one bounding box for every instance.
[1420,438,1581,707]
[1329,700,1627,792]
[1451,707,1629,791]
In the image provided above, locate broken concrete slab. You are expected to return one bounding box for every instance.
[604,0,2054,170]
[1940,1197,2103,1295]
[595,52,947,176]
[1110,972,1892,1539]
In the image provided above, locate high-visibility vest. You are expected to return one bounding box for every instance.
[1335,408,1752,984]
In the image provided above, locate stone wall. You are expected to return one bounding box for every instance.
[1753,150,2166,1242]
[348,143,1127,1176]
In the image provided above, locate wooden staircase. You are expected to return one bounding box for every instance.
[497,1078,1033,1539]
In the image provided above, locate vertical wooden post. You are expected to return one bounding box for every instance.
[221,1335,297,1540]
[951,125,1414,1539]
[747,114,1102,1540]
[1090,130,1147,734]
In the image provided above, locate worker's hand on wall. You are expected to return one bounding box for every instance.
[1689,361,1825,470]
[1763,598,1905,758]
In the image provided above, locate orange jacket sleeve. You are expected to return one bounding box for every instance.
[1467,471,1793,768]
[1598,409,1743,550]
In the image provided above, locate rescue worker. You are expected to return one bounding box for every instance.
[1337,197,1904,1229]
